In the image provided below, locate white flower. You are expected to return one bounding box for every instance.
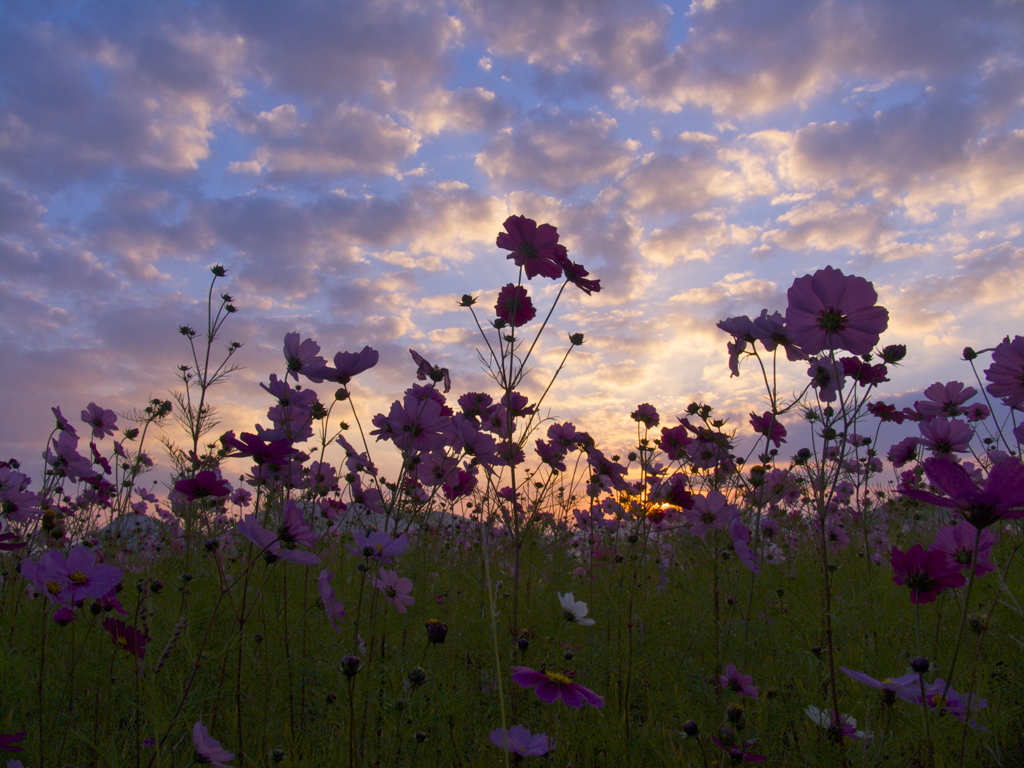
[804,705,872,740]
[558,592,595,625]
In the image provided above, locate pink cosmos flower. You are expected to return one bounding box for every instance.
[496,215,565,280]
[193,721,234,768]
[890,544,966,604]
[51,406,79,438]
[984,335,1024,409]
[81,402,118,440]
[720,664,759,698]
[807,356,845,402]
[684,490,738,538]
[347,530,409,563]
[282,333,326,381]
[317,569,346,633]
[103,618,149,659]
[785,266,889,356]
[749,411,786,447]
[374,568,415,613]
[840,667,919,702]
[901,455,1024,529]
[914,381,977,419]
[309,346,380,385]
[631,403,660,428]
[409,349,451,393]
[45,432,95,481]
[494,283,536,327]
[237,514,320,566]
[489,725,552,757]
[21,546,122,607]
[173,469,231,501]
[917,418,974,455]
[510,666,603,708]
[933,520,997,576]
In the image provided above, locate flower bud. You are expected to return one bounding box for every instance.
[682,720,700,737]
[911,656,930,674]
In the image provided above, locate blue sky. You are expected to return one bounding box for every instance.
[3,0,1024,486]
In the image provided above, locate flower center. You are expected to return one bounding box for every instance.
[69,571,88,585]
[544,671,572,685]
[818,309,846,334]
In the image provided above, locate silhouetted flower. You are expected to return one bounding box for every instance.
[890,544,966,604]
[786,266,888,356]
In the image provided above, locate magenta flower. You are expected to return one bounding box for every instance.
[934,520,997,576]
[496,215,565,280]
[45,432,95,481]
[720,664,759,699]
[279,500,318,546]
[347,530,409,563]
[309,346,380,385]
[51,406,79,438]
[374,568,415,613]
[22,546,122,608]
[174,469,231,501]
[984,335,1024,409]
[103,617,149,659]
[558,258,601,294]
[494,283,536,327]
[238,514,320,566]
[917,417,974,455]
[193,721,234,768]
[318,569,346,633]
[890,544,966,604]
[807,356,845,402]
[409,349,451,393]
[785,266,889,356]
[684,490,738,538]
[221,431,294,466]
[749,411,786,447]
[711,735,767,763]
[752,308,807,361]
[81,402,118,440]
[282,333,327,381]
[630,403,660,428]
[511,666,604,708]
[900,456,1024,529]
[489,725,553,757]
[914,381,977,419]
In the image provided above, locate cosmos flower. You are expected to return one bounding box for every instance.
[489,725,552,757]
[558,592,595,625]
[631,403,660,428]
[103,617,149,659]
[749,411,786,447]
[916,418,974,455]
[21,546,122,608]
[914,381,977,419]
[840,667,919,703]
[282,333,326,381]
[890,544,966,604]
[374,568,415,613]
[933,520,997,577]
[317,569,346,633]
[785,266,889,356]
[510,666,604,708]
[496,215,564,280]
[309,346,380,385]
[237,514,320,566]
[807,356,845,403]
[720,664,759,699]
[193,721,234,768]
[173,469,231,501]
[900,455,1024,529]
[494,283,536,327]
[348,529,409,563]
[409,349,451,393]
[81,402,119,440]
[984,335,1024,409]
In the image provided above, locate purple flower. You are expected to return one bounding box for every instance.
[193,721,234,768]
[914,381,977,419]
[749,411,786,447]
[752,308,807,361]
[318,569,346,633]
[510,666,603,708]
[900,456,1024,529]
[631,403,660,428]
[309,346,380,385]
[347,530,409,563]
[221,431,294,466]
[489,725,552,757]
[51,406,79,438]
[81,403,119,440]
[282,333,327,381]
[984,335,1024,409]
[840,667,919,702]
[496,215,565,281]
[684,490,738,538]
[720,664,759,699]
[279,500,318,546]
[374,568,415,613]
[174,470,231,501]
[807,356,845,402]
[238,514,320,566]
[45,432,95,481]
[103,617,149,659]
[917,418,974,455]
[558,257,601,294]
[890,544,966,604]
[785,266,889,356]
[494,283,536,327]
[409,349,451,393]
[886,436,920,469]
[21,546,122,608]
[933,520,997,577]
[0,732,25,752]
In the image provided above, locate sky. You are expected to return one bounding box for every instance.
[3,0,1024,490]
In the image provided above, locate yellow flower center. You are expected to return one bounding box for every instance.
[69,571,88,585]
[545,671,572,685]
[46,581,62,596]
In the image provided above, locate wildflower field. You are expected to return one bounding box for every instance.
[2,216,1024,768]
